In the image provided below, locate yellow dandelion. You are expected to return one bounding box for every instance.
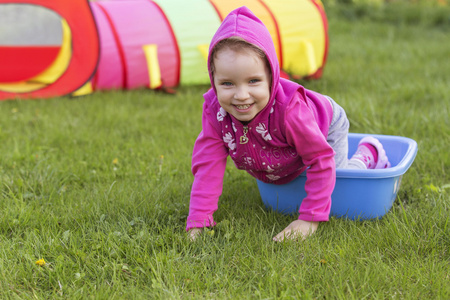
[11,108,18,113]
[36,258,46,266]
[320,259,326,264]
[112,158,119,165]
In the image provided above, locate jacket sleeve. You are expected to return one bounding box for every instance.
[284,96,336,222]
[186,104,229,231]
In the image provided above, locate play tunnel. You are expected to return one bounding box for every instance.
[0,0,328,101]
[0,0,99,100]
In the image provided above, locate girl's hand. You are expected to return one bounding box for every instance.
[188,228,203,241]
[273,220,319,242]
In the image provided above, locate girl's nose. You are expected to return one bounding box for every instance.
[234,86,249,100]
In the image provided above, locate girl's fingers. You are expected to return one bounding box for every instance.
[273,228,307,242]
[273,229,293,242]
[188,228,202,241]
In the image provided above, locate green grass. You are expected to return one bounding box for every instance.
[1,4,449,299]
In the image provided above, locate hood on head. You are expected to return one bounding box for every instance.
[207,6,280,98]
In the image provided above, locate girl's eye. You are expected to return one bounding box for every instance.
[221,82,232,86]
[249,79,260,84]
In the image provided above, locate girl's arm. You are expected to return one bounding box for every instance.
[186,106,229,231]
[284,97,336,223]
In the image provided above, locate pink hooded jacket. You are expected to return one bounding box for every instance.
[186,7,335,231]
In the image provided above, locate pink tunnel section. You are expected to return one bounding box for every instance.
[90,3,123,90]
[91,0,180,90]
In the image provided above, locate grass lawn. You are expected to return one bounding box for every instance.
[0,3,449,299]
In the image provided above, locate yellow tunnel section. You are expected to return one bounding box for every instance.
[263,0,327,77]
[210,0,283,68]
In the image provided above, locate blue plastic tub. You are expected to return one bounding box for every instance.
[257,133,418,220]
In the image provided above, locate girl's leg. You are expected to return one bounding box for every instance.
[325,97,354,169]
[325,97,390,169]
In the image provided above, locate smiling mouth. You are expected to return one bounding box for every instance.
[235,104,252,110]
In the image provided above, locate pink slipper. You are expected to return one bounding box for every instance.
[358,136,391,169]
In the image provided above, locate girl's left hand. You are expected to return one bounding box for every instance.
[273,220,319,242]
[188,228,203,241]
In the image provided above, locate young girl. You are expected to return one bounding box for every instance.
[186,7,390,241]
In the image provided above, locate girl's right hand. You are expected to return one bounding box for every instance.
[188,228,203,241]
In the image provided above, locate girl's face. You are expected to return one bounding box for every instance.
[213,47,271,123]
